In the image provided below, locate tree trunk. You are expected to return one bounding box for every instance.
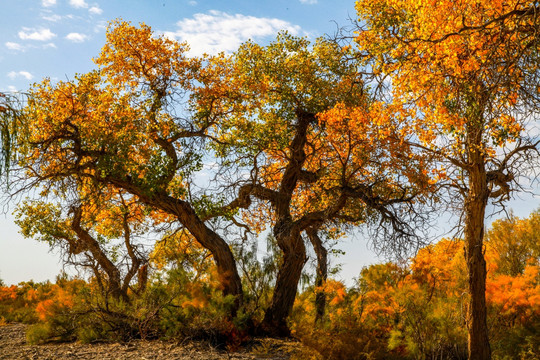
[107,181,245,310]
[163,194,244,307]
[306,228,327,323]
[71,207,128,302]
[262,223,307,336]
[464,138,491,360]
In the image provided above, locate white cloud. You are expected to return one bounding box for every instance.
[42,0,56,7]
[89,6,103,14]
[5,42,24,51]
[42,14,62,22]
[163,10,302,56]
[300,0,318,3]
[43,42,57,49]
[189,1,197,5]
[69,0,88,8]
[7,71,34,80]
[94,20,107,33]
[65,32,88,43]
[18,28,56,41]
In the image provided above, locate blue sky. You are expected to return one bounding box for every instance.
[1,0,357,92]
[1,0,539,286]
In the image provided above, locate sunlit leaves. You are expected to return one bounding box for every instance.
[355,0,540,161]
[95,20,195,94]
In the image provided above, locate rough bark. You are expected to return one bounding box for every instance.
[155,194,243,304]
[261,222,307,336]
[259,111,313,335]
[120,210,145,296]
[464,129,492,360]
[306,228,328,323]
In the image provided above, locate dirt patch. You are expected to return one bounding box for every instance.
[0,323,301,360]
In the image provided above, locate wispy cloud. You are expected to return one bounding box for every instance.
[163,10,302,56]
[69,0,88,8]
[7,71,34,80]
[300,0,318,4]
[65,32,88,43]
[18,28,56,41]
[89,6,103,15]
[93,20,107,33]
[5,42,24,51]
[42,14,62,22]
[42,0,56,7]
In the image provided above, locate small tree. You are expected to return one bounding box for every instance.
[13,21,244,309]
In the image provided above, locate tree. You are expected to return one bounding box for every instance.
[14,21,244,308]
[10,21,432,335]
[14,187,151,302]
[306,227,329,323]
[354,0,540,358]
[197,33,434,335]
[486,210,540,276]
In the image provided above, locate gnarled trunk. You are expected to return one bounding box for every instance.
[71,207,128,302]
[158,195,244,306]
[107,180,244,310]
[149,191,244,306]
[262,222,307,336]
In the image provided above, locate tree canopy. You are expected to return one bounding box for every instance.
[354,0,540,358]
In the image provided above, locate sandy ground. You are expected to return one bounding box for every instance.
[0,323,301,360]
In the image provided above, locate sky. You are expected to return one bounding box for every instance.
[1,0,539,286]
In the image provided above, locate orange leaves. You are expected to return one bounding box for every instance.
[25,72,141,180]
[180,283,209,310]
[0,280,85,325]
[94,20,195,91]
[0,286,18,301]
[411,239,465,285]
[33,284,77,321]
[35,299,54,321]
[355,0,533,157]
[319,279,347,306]
[23,20,205,193]
[199,33,383,233]
[485,211,540,276]
[486,265,540,318]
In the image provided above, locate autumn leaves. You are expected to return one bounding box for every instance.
[11,20,434,337]
[2,1,540,357]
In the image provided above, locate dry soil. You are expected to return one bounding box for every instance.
[0,323,301,360]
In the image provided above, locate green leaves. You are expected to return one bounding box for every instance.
[14,201,71,247]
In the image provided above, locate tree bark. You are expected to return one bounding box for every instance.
[261,221,307,336]
[306,227,328,323]
[152,192,244,307]
[464,131,492,360]
[259,111,314,335]
[108,182,244,309]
